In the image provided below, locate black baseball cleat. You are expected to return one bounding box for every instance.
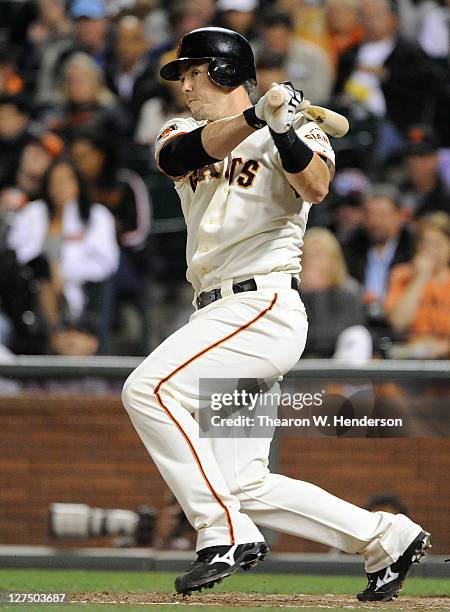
[175,541,269,595]
[357,530,431,602]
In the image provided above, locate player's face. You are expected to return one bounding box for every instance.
[179,63,226,121]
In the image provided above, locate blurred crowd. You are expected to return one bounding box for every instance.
[0,0,448,359]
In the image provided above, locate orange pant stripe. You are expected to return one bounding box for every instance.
[154,293,278,545]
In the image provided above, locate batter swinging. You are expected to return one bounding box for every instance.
[122,27,430,601]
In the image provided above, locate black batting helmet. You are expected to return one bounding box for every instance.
[160,27,257,88]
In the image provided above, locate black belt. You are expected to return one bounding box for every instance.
[196,276,300,310]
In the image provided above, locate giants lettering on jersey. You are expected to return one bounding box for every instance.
[189,158,260,192]
[304,129,331,146]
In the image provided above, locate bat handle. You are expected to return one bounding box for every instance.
[266,86,286,109]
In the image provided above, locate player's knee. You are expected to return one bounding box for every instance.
[121,375,135,411]
[122,371,147,411]
[122,369,159,413]
[230,465,270,495]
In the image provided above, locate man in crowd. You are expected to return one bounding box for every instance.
[36,0,114,105]
[255,10,333,106]
[335,0,449,155]
[342,184,415,310]
[106,15,160,132]
[399,126,450,218]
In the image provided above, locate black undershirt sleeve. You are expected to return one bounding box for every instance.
[158,126,221,177]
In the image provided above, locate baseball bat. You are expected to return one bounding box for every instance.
[266,87,349,138]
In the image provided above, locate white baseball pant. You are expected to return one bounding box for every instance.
[122,272,422,572]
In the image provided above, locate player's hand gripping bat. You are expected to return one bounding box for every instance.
[266,86,349,138]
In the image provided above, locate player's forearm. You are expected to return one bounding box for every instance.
[201,113,254,160]
[269,126,330,204]
[158,115,255,177]
[284,154,330,204]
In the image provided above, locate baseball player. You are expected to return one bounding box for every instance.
[122,27,430,601]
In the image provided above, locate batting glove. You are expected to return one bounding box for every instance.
[255,82,304,134]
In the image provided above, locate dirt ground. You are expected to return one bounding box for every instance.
[71,592,450,609]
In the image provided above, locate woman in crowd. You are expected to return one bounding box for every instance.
[69,129,151,259]
[0,129,64,216]
[7,158,119,354]
[69,130,152,353]
[43,52,130,142]
[324,0,364,70]
[386,212,450,358]
[300,227,372,363]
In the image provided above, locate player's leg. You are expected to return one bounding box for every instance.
[212,430,423,568]
[122,288,304,592]
[212,431,430,599]
[121,313,264,551]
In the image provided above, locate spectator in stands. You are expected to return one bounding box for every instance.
[215,0,259,41]
[7,158,119,354]
[255,52,288,98]
[0,129,64,210]
[69,129,151,269]
[327,168,370,243]
[399,125,450,219]
[43,52,130,142]
[0,47,24,96]
[27,0,73,47]
[22,0,73,93]
[277,0,329,51]
[0,247,48,355]
[189,0,217,25]
[254,10,333,105]
[342,185,416,310]
[69,130,152,353]
[147,0,215,68]
[335,0,449,155]
[417,0,449,69]
[141,0,172,49]
[106,16,160,136]
[385,212,450,359]
[36,0,114,105]
[65,0,112,67]
[300,228,372,363]
[324,0,364,69]
[0,95,33,189]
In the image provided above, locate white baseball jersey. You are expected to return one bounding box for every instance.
[155,116,335,293]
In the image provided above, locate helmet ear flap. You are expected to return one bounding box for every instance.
[208,58,242,88]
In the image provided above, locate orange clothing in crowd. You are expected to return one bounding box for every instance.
[0,72,24,95]
[385,263,450,339]
[326,25,365,68]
